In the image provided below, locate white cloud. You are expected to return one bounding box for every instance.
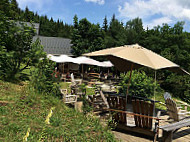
[84,0,105,5]
[144,17,173,29]
[17,0,53,11]
[118,0,190,28]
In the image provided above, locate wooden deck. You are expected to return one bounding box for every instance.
[99,101,190,142]
[111,112,190,142]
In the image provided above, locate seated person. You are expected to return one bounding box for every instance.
[66,72,71,79]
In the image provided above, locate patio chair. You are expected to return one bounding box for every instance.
[107,98,161,141]
[71,73,82,87]
[60,89,77,104]
[88,73,100,80]
[164,93,190,121]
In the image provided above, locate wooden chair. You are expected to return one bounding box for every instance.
[60,89,77,104]
[71,73,82,87]
[107,98,160,141]
[88,73,100,80]
[165,97,190,121]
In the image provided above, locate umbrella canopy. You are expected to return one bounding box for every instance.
[101,61,113,67]
[84,44,189,75]
[75,56,113,67]
[47,55,114,67]
[47,54,78,64]
[75,56,103,66]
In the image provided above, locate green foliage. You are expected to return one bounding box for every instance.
[162,74,190,103]
[71,16,105,56]
[105,15,127,48]
[119,71,160,98]
[30,58,60,97]
[126,17,144,44]
[0,80,115,141]
[0,11,45,81]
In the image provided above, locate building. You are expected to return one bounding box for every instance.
[33,36,72,56]
[17,21,73,56]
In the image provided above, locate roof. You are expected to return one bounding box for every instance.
[33,36,73,56]
[16,22,40,35]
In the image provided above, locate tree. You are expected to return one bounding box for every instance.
[71,17,105,56]
[102,16,108,32]
[0,0,11,17]
[106,15,126,48]
[0,16,45,81]
[10,0,19,19]
[73,14,78,29]
[30,58,60,96]
[125,17,144,44]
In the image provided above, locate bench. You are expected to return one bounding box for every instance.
[159,118,190,142]
[107,97,161,141]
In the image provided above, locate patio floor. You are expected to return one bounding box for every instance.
[111,113,190,142]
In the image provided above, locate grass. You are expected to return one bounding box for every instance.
[59,82,96,96]
[0,80,116,141]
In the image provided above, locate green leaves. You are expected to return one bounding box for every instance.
[71,17,105,56]
[30,58,60,97]
[119,71,160,98]
[0,18,45,81]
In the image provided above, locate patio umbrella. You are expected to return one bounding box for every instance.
[84,44,189,103]
[47,54,78,64]
[75,56,113,77]
[75,56,103,66]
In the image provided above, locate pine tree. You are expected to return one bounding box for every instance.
[73,14,78,29]
[102,16,108,32]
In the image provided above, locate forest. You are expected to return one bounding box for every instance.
[0,0,190,102]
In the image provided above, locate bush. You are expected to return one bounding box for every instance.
[119,70,160,98]
[30,58,60,97]
[162,74,190,103]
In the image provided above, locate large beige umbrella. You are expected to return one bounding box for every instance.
[84,44,189,103]
[84,44,189,74]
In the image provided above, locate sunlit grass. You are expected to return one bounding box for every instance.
[0,80,115,141]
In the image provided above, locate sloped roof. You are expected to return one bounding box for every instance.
[33,36,73,56]
[16,22,40,35]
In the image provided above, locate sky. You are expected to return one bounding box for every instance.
[16,0,190,31]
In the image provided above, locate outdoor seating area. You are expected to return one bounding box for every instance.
[58,71,190,142]
[53,44,190,142]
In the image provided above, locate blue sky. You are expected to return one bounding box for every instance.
[17,0,190,31]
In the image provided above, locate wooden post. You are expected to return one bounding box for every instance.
[75,101,83,112]
[126,64,133,109]
[62,63,64,74]
[82,64,84,79]
[162,130,173,142]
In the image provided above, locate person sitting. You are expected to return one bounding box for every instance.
[66,72,71,79]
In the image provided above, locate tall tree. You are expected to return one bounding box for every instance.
[71,17,105,56]
[105,15,126,48]
[102,16,108,32]
[0,17,45,80]
[10,0,19,19]
[125,17,144,44]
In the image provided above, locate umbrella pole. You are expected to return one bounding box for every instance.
[82,64,84,79]
[126,64,133,109]
[153,70,157,117]
[154,71,157,102]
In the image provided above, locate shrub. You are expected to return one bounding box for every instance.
[119,70,160,98]
[162,73,190,103]
[30,58,60,97]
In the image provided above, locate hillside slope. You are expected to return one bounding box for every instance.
[0,80,115,141]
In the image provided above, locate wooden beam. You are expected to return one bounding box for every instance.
[107,108,161,120]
